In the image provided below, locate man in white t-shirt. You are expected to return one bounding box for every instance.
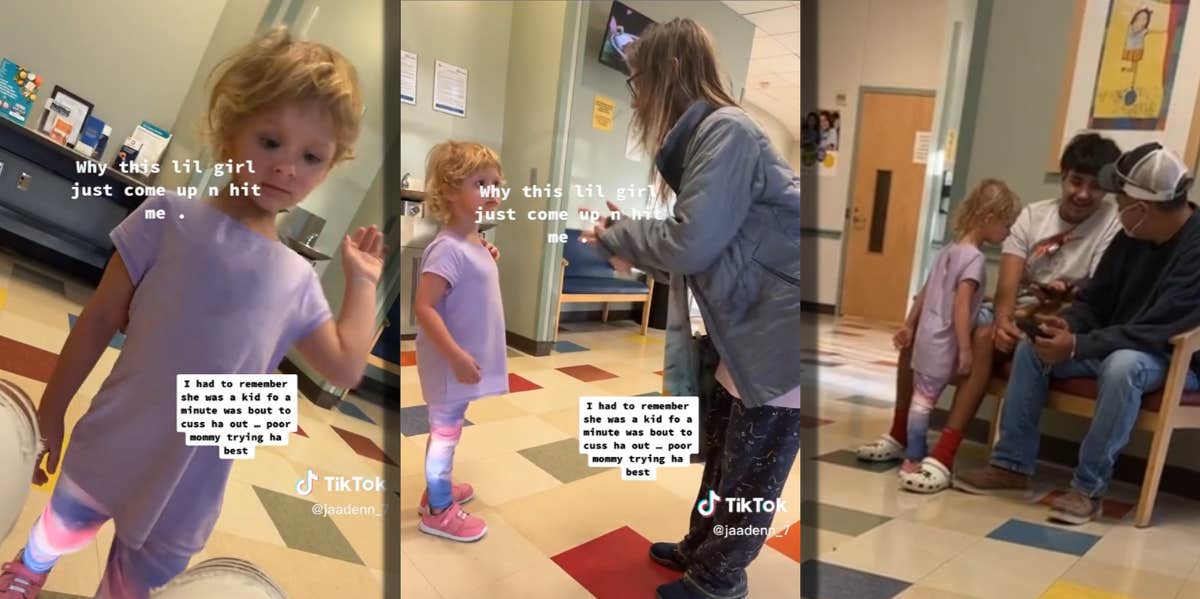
[858,133,1122,493]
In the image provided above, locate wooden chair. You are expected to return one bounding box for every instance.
[985,324,1200,527]
[554,229,654,342]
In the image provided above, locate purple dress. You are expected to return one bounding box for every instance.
[911,242,986,384]
[59,192,332,552]
[415,231,509,404]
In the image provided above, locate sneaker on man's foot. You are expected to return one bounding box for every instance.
[418,482,475,515]
[0,551,49,598]
[418,503,487,542]
[648,542,687,572]
[1048,490,1102,525]
[953,465,1033,499]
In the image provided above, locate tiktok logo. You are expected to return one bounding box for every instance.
[696,490,721,517]
[296,469,318,496]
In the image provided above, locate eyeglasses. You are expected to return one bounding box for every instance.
[626,73,639,97]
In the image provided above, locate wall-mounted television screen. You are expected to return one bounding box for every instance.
[598,1,655,76]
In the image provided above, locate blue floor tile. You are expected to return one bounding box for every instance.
[637,391,661,396]
[68,313,125,350]
[336,399,375,425]
[398,404,473,436]
[554,340,589,353]
[800,560,909,599]
[986,519,1102,556]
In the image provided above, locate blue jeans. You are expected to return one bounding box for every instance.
[992,340,1200,497]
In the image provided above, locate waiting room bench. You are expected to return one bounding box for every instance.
[985,324,1200,527]
[554,228,654,342]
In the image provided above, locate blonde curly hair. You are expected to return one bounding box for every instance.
[423,141,504,225]
[204,26,363,165]
[952,179,1021,240]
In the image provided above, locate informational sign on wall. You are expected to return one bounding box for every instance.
[433,60,467,117]
[400,50,417,105]
[913,131,932,164]
[593,95,615,131]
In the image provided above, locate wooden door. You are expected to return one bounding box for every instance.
[840,91,935,324]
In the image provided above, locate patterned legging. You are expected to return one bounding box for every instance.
[425,399,470,510]
[20,473,194,598]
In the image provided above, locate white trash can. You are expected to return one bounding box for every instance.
[150,557,287,598]
[0,379,40,542]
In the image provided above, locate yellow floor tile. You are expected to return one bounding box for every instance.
[1039,580,1139,599]
[1058,559,1187,599]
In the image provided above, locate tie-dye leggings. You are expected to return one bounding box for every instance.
[20,473,194,598]
[425,399,470,511]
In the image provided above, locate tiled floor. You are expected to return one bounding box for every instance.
[398,319,802,598]
[12,238,1200,598]
[802,318,1200,599]
[0,250,394,597]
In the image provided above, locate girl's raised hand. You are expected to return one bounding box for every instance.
[342,225,386,285]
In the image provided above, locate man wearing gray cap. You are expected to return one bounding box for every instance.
[953,142,1200,525]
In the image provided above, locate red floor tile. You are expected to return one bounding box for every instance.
[508,373,542,393]
[331,425,397,466]
[551,526,679,598]
[654,370,663,376]
[766,521,801,562]
[400,351,416,367]
[558,365,618,382]
[0,335,57,383]
[1040,490,1134,520]
[294,425,308,438]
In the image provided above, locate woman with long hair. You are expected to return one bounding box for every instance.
[582,18,801,599]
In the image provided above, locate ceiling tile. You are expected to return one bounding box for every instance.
[721,0,794,14]
[751,35,793,59]
[745,6,802,35]
[773,32,801,54]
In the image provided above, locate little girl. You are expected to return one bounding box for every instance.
[895,179,1020,493]
[413,141,509,542]
[0,27,383,598]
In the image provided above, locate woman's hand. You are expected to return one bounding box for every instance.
[33,408,65,486]
[610,256,633,273]
[893,326,914,350]
[342,225,386,286]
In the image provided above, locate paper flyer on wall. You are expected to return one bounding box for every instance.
[433,60,467,117]
[401,50,417,105]
[0,59,41,125]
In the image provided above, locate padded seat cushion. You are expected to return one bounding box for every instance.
[996,360,1200,412]
[562,276,649,295]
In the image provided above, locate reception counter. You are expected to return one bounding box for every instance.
[0,116,146,284]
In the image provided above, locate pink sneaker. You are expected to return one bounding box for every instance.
[0,551,49,598]
[418,482,475,515]
[418,503,488,542]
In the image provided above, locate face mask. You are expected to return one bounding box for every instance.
[1119,202,1147,237]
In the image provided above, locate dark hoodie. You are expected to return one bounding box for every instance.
[1063,204,1200,373]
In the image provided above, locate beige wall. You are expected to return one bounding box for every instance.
[157,0,272,191]
[744,101,797,160]
[398,0,515,188]
[0,0,228,166]
[808,0,948,306]
[496,0,570,342]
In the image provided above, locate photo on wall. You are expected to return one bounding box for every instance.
[801,109,840,176]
